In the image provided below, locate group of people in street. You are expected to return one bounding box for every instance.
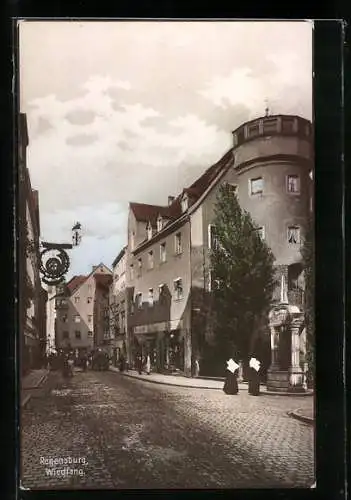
[223,357,261,396]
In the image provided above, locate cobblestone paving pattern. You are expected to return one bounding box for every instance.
[21,370,315,490]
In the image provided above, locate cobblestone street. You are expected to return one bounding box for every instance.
[21,369,315,490]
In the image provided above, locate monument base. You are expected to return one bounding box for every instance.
[267,369,290,392]
[267,368,306,393]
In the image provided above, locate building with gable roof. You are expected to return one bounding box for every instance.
[55,263,112,354]
[108,246,128,364]
[125,113,313,377]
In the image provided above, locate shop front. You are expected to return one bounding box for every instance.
[133,320,186,374]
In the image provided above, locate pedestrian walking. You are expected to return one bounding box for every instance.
[223,358,239,395]
[192,358,200,377]
[137,354,143,375]
[145,354,151,375]
[248,357,261,396]
[119,354,125,372]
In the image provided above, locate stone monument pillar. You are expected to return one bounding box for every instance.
[269,324,280,369]
[288,314,304,391]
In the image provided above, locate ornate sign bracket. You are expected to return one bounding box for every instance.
[39,223,82,286]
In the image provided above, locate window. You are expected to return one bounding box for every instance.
[208,270,220,292]
[250,177,264,195]
[181,194,188,213]
[227,183,238,195]
[87,297,92,304]
[148,250,154,269]
[173,278,183,300]
[147,222,153,240]
[130,302,135,315]
[88,315,92,323]
[305,123,311,137]
[62,314,68,323]
[287,226,301,244]
[131,231,135,250]
[136,293,143,309]
[137,258,142,276]
[247,122,260,138]
[74,296,80,304]
[208,224,218,250]
[157,216,163,232]
[263,118,278,134]
[63,331,69,339]
[160,242,166,263]
[88,330,93,337]
[282,117,296,133]
[120,311,126,331]
[130,264,134,280]
[256,226,265,240]
[148,288,154,306]
[287,175,300,194]
[175,233,182,255]
[75,330,81,339]
[74,315,81,323]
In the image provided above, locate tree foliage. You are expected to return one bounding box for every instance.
[210,183,275,360]
[301,213,315,377]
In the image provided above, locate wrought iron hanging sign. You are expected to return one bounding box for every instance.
[39,222,82,286]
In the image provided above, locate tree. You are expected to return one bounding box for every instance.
[209,183,275,364]
[301,214,315,382]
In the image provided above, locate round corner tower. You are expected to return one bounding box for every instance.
[232,114,313,307]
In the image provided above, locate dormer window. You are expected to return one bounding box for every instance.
[147,222,153,240]
[157,215,163,232]
[181,193,188,213]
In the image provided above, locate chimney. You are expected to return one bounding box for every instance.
[168,196,175,206]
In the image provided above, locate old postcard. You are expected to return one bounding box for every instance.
[18,19,315,489]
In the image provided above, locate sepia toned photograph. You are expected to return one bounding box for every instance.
[18,19,315,490]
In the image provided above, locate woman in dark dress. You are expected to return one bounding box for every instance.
[248,357,261,396]
[223,358,239,395]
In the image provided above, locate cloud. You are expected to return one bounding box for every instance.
[20,21,312,277]
[39,202,127,277]
[66,133,98,146]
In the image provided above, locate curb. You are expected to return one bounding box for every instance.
[115,371,226,390]
[287,409,314,425]
[110,370,313,396]
[21,394,32,408]
[21,372,49,408]
[264,390,313,397]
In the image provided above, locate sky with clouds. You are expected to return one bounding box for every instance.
[19,20,312,280]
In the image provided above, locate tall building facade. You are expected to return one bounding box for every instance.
[124,114,313,376]
[45,285,57,355]
[55,264,112,353]
[94,272,113,350]
[109,247,128,363]
[18,113,45,373]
